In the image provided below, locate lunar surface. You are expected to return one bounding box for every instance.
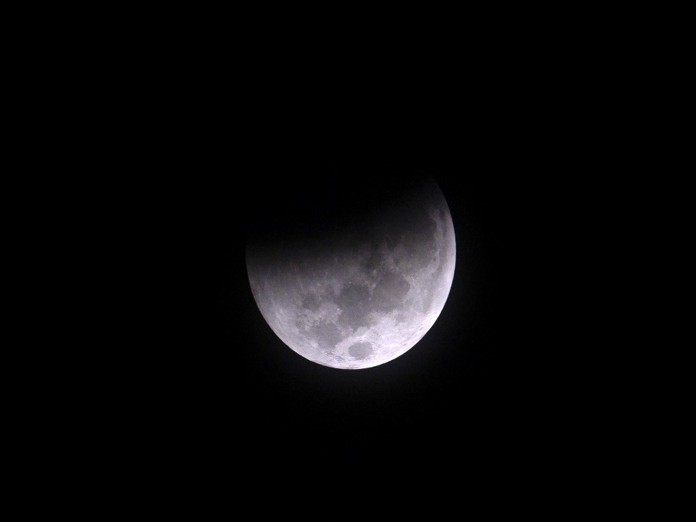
[246,178,456,369]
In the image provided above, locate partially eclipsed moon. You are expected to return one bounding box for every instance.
[246,178,456,370]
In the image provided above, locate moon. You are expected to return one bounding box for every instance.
[246,177,456,370]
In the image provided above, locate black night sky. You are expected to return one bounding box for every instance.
[119,69,596,493]
[139,122,581,482]
[27,11,643,509]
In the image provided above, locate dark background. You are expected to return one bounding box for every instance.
[132,106,585,485]
[99,51,603,494]
[25,11,650,509]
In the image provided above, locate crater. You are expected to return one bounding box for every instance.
[348,342,373,360]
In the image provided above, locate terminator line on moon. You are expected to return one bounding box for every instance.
[246,178,456,370]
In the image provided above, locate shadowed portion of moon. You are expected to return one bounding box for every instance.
[246,175,456,370]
